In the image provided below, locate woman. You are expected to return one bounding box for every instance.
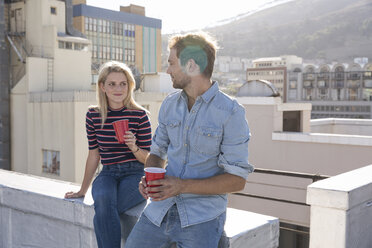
[65,61,151,248]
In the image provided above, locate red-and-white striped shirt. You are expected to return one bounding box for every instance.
[86,106,151,166]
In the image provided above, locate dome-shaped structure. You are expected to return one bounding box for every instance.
[236,80,280,97]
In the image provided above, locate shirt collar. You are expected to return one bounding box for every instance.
[201,81,219,103]
[179,81,219,103]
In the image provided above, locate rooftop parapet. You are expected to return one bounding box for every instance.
[307,164,372,248]
[0,169,279,248]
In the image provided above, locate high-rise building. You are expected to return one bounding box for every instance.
[287,62,372,119]
[72,1,162,83]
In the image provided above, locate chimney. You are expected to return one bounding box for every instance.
[72,0,87,5]
[120,4,145,16]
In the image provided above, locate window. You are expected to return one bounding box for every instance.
[283,111,301,132]
[74,43,81,50]
[304,81,312,87]
[42,149,60,175]
[348,89,358,100]
[102,20,107,33]
[58,41,64,49]
[51,7,57,15]
[318,80,326,87]
[65,42,72,49]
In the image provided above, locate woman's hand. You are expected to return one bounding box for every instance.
[64,190,85,199]
[123,131,138,152]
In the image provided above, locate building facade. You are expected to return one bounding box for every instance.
[287,62,372,119]
[72,1,162,83]
[246,55,303,101]
[4,0,92,181]
[230,96,372,247]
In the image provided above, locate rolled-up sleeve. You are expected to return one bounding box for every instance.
[150,99,170,160]
[218,102,254,179]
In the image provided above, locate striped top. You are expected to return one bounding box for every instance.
[86,106,152,166]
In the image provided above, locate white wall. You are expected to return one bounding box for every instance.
[142,73,176,94]
[26,0,60,58]
[73,96,97,183]
[24,92,96,183]
[54,45,91,91]
[134,91,170,135]
[27,57,48,92]
[43,0,66,33]
[10,76,28,173]
[27,100,75,180]
[311,118,372,136]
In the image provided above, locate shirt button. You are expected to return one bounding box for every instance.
[184,143,188,147]
[192,110,196,113]
[207,134,211,137]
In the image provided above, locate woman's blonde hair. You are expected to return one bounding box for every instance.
[94,61,147,127]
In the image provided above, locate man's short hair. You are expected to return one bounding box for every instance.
[168,32,218,79]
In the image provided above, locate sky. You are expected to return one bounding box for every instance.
[86,0,288,34]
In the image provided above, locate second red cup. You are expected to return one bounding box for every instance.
[112,119,129,144]
[145,167,166,193]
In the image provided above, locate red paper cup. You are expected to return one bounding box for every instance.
[145,167,166,193]
[112,119,129,144]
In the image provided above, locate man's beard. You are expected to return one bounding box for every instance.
[173,74,191,89]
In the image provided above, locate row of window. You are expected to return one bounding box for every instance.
[58,41,88,51]
[302,80,372,88]
[255,62,287,67]
[85,17,135,37]
[91,45,135,62]
[248,71,285,76]
[302,71,372,77]
[312,113,371,119]
[87,32,135,49]
[312,105,371,113]
[303,88,363,101]
[272,79,285,84]
[86,30,135,63]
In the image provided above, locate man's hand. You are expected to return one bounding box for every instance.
[139,176,149,199]
[138,172,246,201]
[140,176,183,201]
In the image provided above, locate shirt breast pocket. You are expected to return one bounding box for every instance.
[193,126,223,156]
[166,120,181,147]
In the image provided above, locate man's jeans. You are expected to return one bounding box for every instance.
[91,162,145,248]
[125,204,226,248]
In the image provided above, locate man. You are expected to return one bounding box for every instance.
[125,32,253,248]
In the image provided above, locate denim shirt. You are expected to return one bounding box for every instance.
[144,82,253,228]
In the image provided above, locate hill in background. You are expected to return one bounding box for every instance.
[162,0,372,64]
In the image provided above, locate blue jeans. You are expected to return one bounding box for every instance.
[92,161,146,248]
[125,204,226,248]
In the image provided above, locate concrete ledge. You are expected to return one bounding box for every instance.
[306,164,372,248]
[225,208,279,247]
[272,131,372,146]
[0,169,279,248]
[307,164,372,210]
